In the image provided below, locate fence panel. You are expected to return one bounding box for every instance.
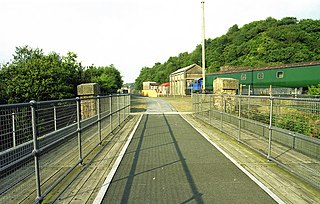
[193,93,320,187]
[0,94,130,203]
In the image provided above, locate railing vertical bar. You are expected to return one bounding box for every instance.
[97,96,101,144]
[268,96,274,160]
[209,94,212,125]
[117,94,120,127]
[53,106,57,131]
[109,95,112,133]
[30,100,42,203]
[221,95,224,131]
[12,112,16,147]
[76,97,83,165]
[238,96,241,142]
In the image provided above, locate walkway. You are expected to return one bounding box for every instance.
[97,99,281,203]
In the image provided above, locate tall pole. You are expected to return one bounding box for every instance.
[201,1,206,93]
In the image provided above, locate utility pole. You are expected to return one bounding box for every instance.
[201,1,206,93]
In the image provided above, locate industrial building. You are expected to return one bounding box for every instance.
[169,64,202,95]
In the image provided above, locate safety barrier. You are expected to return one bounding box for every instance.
[193,94,320,188]
[0,95,130,203]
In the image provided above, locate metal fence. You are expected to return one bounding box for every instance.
[193,94,320,187]
[0,94,130,203]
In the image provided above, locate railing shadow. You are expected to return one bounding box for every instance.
[118,114,204,204]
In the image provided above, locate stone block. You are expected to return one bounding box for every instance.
[77,83,100,96]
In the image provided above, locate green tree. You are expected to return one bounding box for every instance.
[0,63,8,104]
[85,65,123,93]
[1,46,83,103]
[62,52,85,95]
[134,17,320,89]
[134,67,153,90]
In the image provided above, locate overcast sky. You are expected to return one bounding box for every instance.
[1,0,320,83]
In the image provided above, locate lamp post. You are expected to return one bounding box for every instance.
[201,1,206,93]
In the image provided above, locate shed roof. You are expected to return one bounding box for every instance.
[159,82,170,87]
[170,64,202,75]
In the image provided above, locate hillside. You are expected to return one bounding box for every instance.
[135,17,320,90]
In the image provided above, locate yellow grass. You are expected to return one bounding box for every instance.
[160,96,193,112]
[130,95,193,113]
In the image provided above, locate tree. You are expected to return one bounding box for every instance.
[134,17,320,89]
[85,65,123,93]
[62,52,85,95]
[1,46,84,103]
[0,64,8,104]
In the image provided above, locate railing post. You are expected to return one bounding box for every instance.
[97,96,101,144]
[193,94,195,114]
[124,95,126,119]
[53,106,57,131]
[12,112,16,147]
[109,94,112,133]
[221,95,224,131]
[120,95,126,122]
[291,133,296,149]
[209,94,212,125]
[197,94,199,115]
[30,100,42,203]
[76,97,83,165]
[128,94,131,117]
[201,94,203,119]
[268,96,274,160]
[238,95,242,142]
[117,94,120,126]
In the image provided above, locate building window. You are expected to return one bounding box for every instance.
[276,71,284,78]
[257,72,264,79]
[241,74,246,80]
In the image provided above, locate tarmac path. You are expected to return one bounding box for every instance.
[98,98,282,203]
[144,97,176,113]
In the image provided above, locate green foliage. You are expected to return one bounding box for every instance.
[0,64,7,104]
[308,84,320,95]
[0,46,123,104]
[135,17,320,89]
[0,46,82,103]
[276,113,313,136]
[84,65,123,94]
[245,107,317,138]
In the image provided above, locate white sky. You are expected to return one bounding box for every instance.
[1,0,320,83]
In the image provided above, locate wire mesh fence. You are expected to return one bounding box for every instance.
[0,94,130,203]
[193,93,320,188]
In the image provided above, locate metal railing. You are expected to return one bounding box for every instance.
[193,94,320,187]
[0,94,130,203]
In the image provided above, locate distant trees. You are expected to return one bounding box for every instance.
[135,17,320,90]
[0,46,123,104]
[84,64,123,94]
